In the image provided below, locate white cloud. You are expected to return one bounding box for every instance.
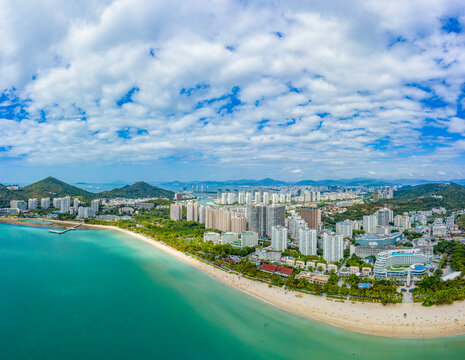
[0,0,464,180]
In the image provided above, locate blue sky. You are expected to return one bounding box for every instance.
[0,0,465,183]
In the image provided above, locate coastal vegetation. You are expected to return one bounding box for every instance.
[86,216,401,304]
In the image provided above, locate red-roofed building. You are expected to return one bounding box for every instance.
[277,266,293,277]
[261,264,277,273]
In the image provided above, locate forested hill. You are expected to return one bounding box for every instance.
[0,177,94,207]
[395,183,465,209]
[20,177,94,199]
[0,178,175,207]
[97,181,174,199]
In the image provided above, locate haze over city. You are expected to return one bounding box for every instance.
[1,0,464,183]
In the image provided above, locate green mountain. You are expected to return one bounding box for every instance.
[0,177,94,207]
[20,177,94,199]
[395,183,465,209]
[97,181,174,199]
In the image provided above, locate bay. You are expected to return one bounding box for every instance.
[0,223,463,359]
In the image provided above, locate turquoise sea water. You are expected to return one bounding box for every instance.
[0,223,464,359]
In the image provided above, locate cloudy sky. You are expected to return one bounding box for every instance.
[1,0,465,183]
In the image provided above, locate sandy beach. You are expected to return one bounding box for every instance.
[2,217,465,338]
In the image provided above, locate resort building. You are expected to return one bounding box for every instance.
[261,264,293,277]
[355,232,402,247]
[240,231,258,248]
[221,232,239,245]
[295,272,330,284]
[203,232,221,244]
[77,206,96,219]
[350,244,434,258]
[374,249,433,278]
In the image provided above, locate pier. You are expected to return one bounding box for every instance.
[49,223,82,234]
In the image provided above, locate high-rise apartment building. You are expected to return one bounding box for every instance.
[170,204,183,220]
[377,208,393,226]
[198,205,206,224]
[271,225,287,251]
[186,202,199,221]
[262,192,270,205]
[288,215,308,240]
[247,205,266,237]
[322,233,344,262]
[238,192,245,204]
[60,196,71,214]
[394,215,411,230]
[363,215,378,234]
[300,207,321,230]
[299,228,317,256]
[266,205,285,236]
[28,198,38,210]
[231,215,247,234]
[336,221,353,238]
[73,198,80,210]
[227,192,236,204]
[41,198,50,209]
[91,199,100,214]
[10,200,27,210]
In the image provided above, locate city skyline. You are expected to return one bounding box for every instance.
[1,1,465,182]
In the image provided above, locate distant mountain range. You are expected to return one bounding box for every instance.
[0,177,174,207]
[160,178,465,187]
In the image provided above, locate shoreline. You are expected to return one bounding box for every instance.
[2,217,465,338]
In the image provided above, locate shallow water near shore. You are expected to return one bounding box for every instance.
[0,222,464,360]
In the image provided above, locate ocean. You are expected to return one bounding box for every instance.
[0,223,463,359]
